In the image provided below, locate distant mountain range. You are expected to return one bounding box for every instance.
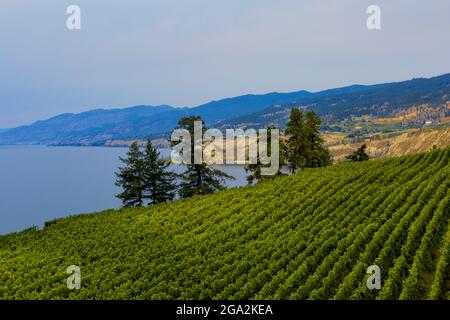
[1,73,449,146]
[219,73,450,129]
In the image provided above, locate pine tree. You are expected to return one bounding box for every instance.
[346,144,370,162]
[304,111,332,167]
[245,126,284,184]
[174,116,234,198]
[285,108,306,172]
[285,108,331,171]
[142,140,177,205]
[115,142,145,207]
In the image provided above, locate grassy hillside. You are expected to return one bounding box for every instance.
[0,149,449,300]
[327,127,450,162]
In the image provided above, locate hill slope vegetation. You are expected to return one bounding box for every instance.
[328,127,450,161]
[2,73,449,146]
[224,73,450,129]
[0,148,449,300]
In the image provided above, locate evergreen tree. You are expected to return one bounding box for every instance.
[245,126,284,184]
[346,144,370,162]
[115,142,145,207]
[285,108,331,171]
[142,140,177,205]
[174,116,234,198]
[304,111,332,167]
[285,108,306,172]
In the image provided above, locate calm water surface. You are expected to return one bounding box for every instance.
[0,146,247,235]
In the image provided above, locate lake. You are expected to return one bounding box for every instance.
[0,146,248,235]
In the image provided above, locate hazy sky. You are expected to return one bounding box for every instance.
[1,0,450,128]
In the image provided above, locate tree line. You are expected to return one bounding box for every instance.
[115,109,369,207]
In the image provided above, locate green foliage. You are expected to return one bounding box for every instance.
[178,164,234,198]
[285,108,306,171]
[174,116,234,198]
[142,141,177,205]
[115,141,176,207]
[245,126,284,184]
[285,109,331,172]
[0,148,449,300]
[115,142,145,207]
[346,144,370,162]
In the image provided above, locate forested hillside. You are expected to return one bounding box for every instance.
[222,73,450,129]
[0,148,449,300]
[2,73,449,146]
[0,91,314,146]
